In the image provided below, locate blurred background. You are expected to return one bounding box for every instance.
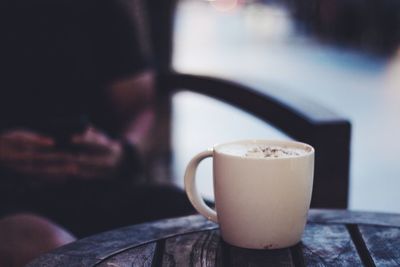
[170,0,400,213]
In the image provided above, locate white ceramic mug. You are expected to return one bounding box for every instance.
[184,139,314,249]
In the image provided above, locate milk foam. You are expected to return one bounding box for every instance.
[218,143,310,158]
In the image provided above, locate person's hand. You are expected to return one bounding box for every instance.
[0,128,124,182]
[0,130,70,181]
[69,127,124,180]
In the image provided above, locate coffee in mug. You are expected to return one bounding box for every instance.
[184,139,314,249]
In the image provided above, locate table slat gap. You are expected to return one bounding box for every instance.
[346,224,376,267]
[151,239,165,267]
[358,225,400,266]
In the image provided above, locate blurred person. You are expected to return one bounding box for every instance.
[0,0,193,266]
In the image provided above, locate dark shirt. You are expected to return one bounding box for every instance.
[0,0,148,137]
[0,0,151,221]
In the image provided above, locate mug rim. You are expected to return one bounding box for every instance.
[213,139,314,160]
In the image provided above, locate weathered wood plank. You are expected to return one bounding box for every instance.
[359,225,400,266]
[227,244,294,266]
[27,211,400,267]
[300,223,363,266]
[97,243,156,267]
[162,230,222,267]
[25,255,94,267]
[308,209,400,227]
[27,215,217,267]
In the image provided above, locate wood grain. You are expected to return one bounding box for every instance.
[300,223,363,266]
[359,225,400,266]
[97,243,156,267]
[27,211,400,267]
[308,209,400,227]
[27,215,216,267]
[161,230,222,267]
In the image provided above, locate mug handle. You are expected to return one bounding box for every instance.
[184,149,218,223]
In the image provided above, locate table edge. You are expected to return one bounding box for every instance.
[27,209,400,267]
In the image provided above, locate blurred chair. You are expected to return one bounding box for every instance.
[290,0,400,55]
[128,0,351,208]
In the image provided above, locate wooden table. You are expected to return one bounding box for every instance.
[27,209,400,266]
